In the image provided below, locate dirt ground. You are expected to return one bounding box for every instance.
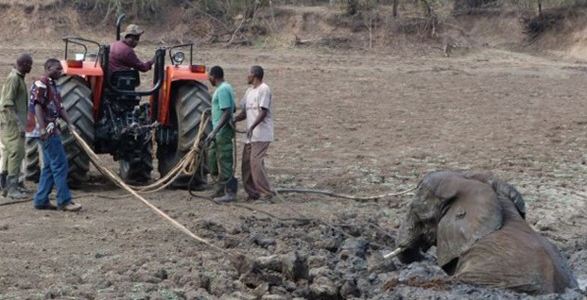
[0,45,586,299]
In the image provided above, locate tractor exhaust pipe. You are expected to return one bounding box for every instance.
[116,14,127,41]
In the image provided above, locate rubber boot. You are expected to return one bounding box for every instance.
[225,177,238,195]
[214,177,238,203]
[6,176,27,199]
[213,192,236,203]
[0,171,7,197]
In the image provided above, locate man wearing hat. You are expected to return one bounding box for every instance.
[109,24,153,73]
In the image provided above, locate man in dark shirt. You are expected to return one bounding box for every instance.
[109,24,153,73]
[30,59,81,212]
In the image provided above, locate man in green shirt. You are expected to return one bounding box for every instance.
[0,54,32,199]
[205,66,237,202]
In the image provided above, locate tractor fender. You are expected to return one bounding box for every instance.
[155,65,209,126]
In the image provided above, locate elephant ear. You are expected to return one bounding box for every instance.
[462,171,527,219]
[436,177,504,272]
[421,171,462,201]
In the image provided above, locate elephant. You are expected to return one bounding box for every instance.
[396,170,578,294]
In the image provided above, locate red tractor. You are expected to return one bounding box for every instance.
[25,15,211,186]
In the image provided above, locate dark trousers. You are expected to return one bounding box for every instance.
[208,128,235,193]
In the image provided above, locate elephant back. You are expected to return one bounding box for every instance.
[454,197,578,294]
[436,178,503,270]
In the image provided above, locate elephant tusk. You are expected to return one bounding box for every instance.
[383,247,404,259]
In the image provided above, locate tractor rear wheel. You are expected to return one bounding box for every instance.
[157,82,211,189]
[24,137,42,183]
[57,76,95,186]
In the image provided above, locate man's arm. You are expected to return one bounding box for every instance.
[235,95,247,122]
[206,109,231,144]
[234,109,246,122]
[1,77,25,133]
[34,103,47,139]
[248,108,268,133]
[126,50,153,72]
[205,87,234,144]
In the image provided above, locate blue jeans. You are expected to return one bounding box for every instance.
[33,135,71,208]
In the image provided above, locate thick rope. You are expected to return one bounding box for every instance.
[71,112,412,262]
[0,198,31,207]
[274,187,416,201]
[71,128,234,257]
[125,113,211,193]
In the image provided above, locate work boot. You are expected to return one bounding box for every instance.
[59,202,82,212]
[6,176,27,199]
[213,192,236,203]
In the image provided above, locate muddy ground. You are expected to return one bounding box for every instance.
[0,45,586,299]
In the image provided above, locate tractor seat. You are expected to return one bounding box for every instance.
[110,70,140,91]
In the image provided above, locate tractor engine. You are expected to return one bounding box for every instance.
[95,98,153,181]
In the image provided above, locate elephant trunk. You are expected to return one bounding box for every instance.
[396,210,428,264]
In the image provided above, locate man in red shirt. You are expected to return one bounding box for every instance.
[109,24,153,73]
[30,59,81,212]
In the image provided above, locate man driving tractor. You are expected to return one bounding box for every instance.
[109,24,153,73]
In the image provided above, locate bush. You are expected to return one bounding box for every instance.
[70,0,162,21]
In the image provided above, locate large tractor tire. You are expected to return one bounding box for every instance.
[24,137,42,183]
[57,76,95,186]
[157,82,211,189]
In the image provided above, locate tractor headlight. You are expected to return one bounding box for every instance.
[172,52,185,66]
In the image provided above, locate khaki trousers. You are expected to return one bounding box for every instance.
[0,124,24,176]
[242,142,273,199]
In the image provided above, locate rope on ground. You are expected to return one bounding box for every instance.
[71,110,410,263]
[70,126,253,269]
[271,191,393,249]
[123,112,211,194]
[0,198,31,207]
[274,187,416,201]
[74,193,129,200]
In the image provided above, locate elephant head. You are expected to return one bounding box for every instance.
[397,171,525,274]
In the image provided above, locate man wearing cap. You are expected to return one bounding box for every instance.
[109,24,153,73]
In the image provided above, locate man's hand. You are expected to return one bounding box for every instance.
[40,128,48,141]
[18,125,25,138]
[46,122,55,135]
[246,127,253,140]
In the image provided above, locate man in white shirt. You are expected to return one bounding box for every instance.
[235,66,274,201]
